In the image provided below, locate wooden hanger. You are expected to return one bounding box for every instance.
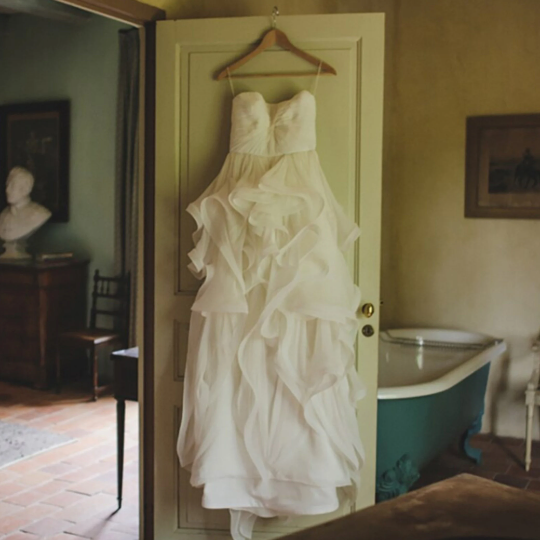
[215,7,336,80]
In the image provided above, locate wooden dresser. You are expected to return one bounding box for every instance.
[0,259,88,389]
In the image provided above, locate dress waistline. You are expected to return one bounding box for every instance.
[228,149,317,158]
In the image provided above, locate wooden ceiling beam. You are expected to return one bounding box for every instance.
[53,0,166,26]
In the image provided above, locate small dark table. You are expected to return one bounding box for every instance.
[111,346,138,509]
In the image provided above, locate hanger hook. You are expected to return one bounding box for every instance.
[272,6,279,29]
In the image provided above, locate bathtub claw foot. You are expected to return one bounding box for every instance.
[376,454,420,502]
[461,409,484,464]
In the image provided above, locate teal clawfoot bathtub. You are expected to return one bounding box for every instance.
[375,329,507,502]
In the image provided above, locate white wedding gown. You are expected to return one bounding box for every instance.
[177,88,365,540]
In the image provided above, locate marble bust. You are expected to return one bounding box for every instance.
[0,167,52,260]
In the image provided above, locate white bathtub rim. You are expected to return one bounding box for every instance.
[377,330,507,400]
[382,328,497,346]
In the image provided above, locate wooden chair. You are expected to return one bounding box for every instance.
[525,334,540,471]
[56,270,130,401]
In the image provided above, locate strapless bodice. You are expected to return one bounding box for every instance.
[229,90,316,156]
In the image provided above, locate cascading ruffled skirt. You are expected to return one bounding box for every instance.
[177,150,364,540]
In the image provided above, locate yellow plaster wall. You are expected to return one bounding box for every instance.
[387,0,540,437]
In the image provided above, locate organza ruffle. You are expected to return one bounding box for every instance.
[177,150,363,540]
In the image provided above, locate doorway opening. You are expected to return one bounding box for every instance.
[0,1,145,537]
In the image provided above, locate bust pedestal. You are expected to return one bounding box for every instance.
[0,239,31,260]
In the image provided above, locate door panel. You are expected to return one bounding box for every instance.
[154,14,384,539]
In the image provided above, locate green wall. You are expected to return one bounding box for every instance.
[0,14,127,278]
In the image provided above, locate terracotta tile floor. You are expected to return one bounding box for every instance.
[1,378,538,537]
[414,433,540,492]
[0,381,138,539]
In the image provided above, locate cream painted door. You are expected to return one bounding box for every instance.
[153,14,384,540]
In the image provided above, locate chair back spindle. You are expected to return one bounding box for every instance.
[89,270,131,347]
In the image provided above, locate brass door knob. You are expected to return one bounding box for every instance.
[361,303,375,318]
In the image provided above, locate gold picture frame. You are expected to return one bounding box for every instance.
[465,113,540,219]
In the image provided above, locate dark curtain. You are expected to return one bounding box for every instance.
[115,28,140,346]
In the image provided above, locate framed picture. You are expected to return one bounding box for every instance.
[0,100,70,222]
[465,113,540,219]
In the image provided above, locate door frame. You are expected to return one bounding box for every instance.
[55,0,165,26]
[142,21,157,540]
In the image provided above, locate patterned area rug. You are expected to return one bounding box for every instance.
[0,420,74,468]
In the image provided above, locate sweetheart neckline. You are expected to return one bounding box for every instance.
[233,89,315,106]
